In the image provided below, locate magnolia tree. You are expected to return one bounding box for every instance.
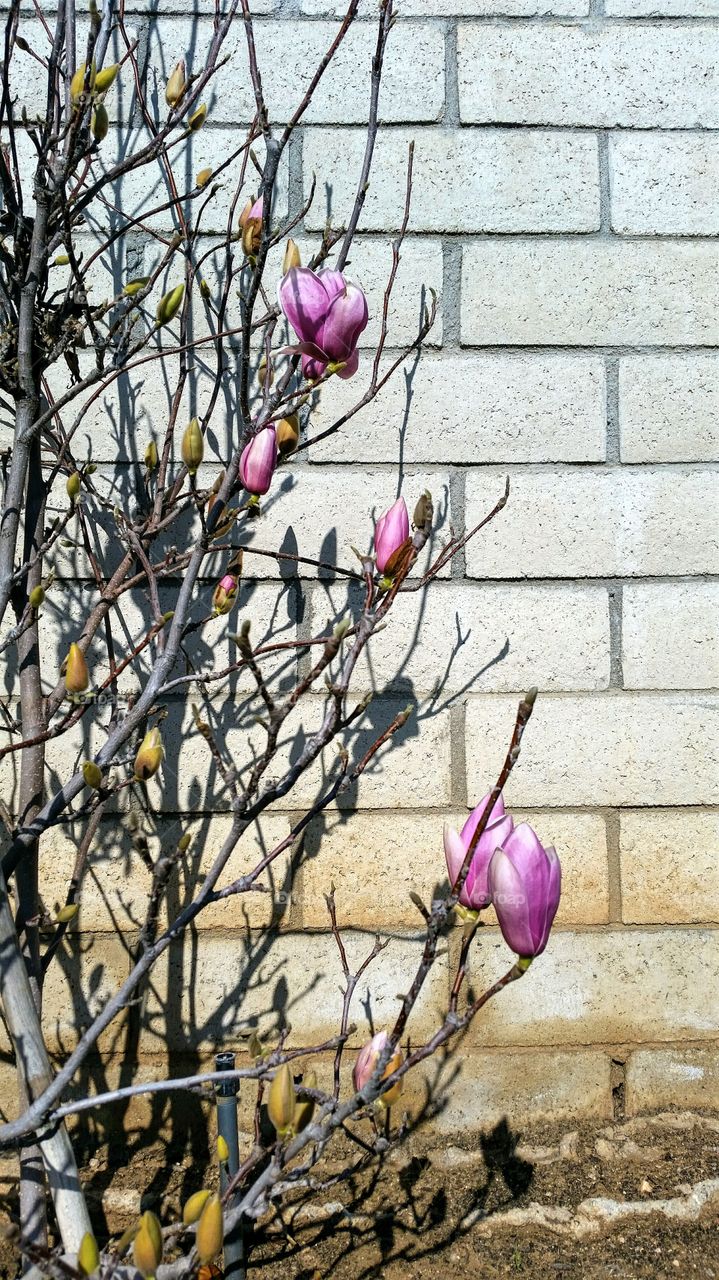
[0,0,561,1274]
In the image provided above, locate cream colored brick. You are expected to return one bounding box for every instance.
[462,927,719,1047]
[461,241,719,346]
[34,935,129,1053]
[303,0,589,11]
[38,812,294,933]
[431,1050,612,1133]
[465,693,719,807]
[304,129,599,232]
[307,352,606,464]
[300,808,609,929]
[607,0,719,13]
[458,24,719,126]
[619,354,719,463]
[620,810,719,924]
[464,468,719,579]
[623,583,719,689]
[149,18,445,124]
[626,1048,719,1115]
[140,930,449,1050]
[310,582,610,693]
[610,133,719,235]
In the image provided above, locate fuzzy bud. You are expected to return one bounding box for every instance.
[64,643,89,695]
[257,353,273,388]
[178,833,192,852]
[292,1069,317,1134]
[156,283,185,327]
[91,103,109,141]
[29,585,45,609]
[95,63,118,94]
[199,278,211,299]
[77,1231,100,1275]
[196,167,212,189]
[212,572,238,616]
[239,196,263,258]
[55,903,79,924]
[248,1032,263,1060]
[181,417,203,475]
[412,490,432,533]
[123,276,149,297]
[182,1189,211,1227]
[216,1135,229,1162]
[282,238,301,273]
[133,1211,162,1276]
[196,1193,223,1265]
[70,61,95,105]
[82,761,103,791]
[188,103,208,131]
[144,440,158,472]
[275,414,300,456]
[134,727,163,782]
[165,58,187,108]
[267,1063,295,1138]
[66,471,82,502]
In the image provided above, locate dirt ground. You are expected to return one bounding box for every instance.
[1,1111,718,1279]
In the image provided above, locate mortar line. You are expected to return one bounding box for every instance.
[605,809,623,925]
[443,20,460,129]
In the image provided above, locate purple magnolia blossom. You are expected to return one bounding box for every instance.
[444,791,514,912]
[240,425,277,496]
[278,266,368,381]
[352,1031,403,1106]
[374,497,409,575]
[488,823,561,958]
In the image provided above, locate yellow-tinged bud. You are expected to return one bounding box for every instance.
[156,283,185,327]
[188,103,207,132]
[275,414,300,456]
[216,1134,229,1162]
[78,1230,100,1275]
[66,471,81,501]
[199,278,211,299]
[248,1031,263,1060]
[257,354,273,388]
[181,417,203,475]
[195,1193,223,1265]
[196,167,212,189]
[239,196,263,257]
[123,276,149,297]
[82,760,103,791]
[292,1069,317,1134]
[54,254,70,266]
[94,63,118,93]
[412,490,432,533]
[114,1223,137,1257]
[283,239,301,273]
[144,440,158,471]
[134,727,163,782]
[133,1211,162,1277]
[92,103,109,141]
[267,1063,295,1138]
[70,60,96,104]
[182,1188,211,1227]
[165,58,187,108]
[65,643,89,695]
[56,903,79,924]
[29,585,45,609]
[178,833,192,852]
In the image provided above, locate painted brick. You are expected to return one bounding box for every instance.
[610,133,719,235]
[619,354,719,463]
[299,808,609,929]
[302,0,589,13]
[623,582,719,689]
[304,128,600,233]
[458,24,719,127]
[306,353,606,465]
[461,927,719,1047]
[606,0,719,14]
[308,581,611,693]
[626,1048,719,1115]
[464,467,719,579]
[461,240,719,346]
[140,930,450,1050]
[620,809,719,924]
[431,1050,612,1132]
[464,693,719,807]
[148,18,445,124]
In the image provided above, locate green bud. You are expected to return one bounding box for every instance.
[156,283,185,326]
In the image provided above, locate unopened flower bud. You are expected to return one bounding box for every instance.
[82,761,103,791]
[353,1031,403,1109]
[216,1135,229,1162]
[66,471,81,502]
[29,585,45,609]
[267,1063,295,1138]
[134,727,163,782]
[412,490,432,532]
[91,102,109,141]
[78,1231,99,1275]
[199,278,211,299]
[188,103,207,131]
[165,58,187,108]
[181,417,203,475]
[248,1031,263,1060]
[292,1069,317,1134]
[133,1211,162,1276]
[178,833,192,852]
[196,1193,223,1265]
[65,642,89,695]
[212,572,237,616]
[95,63,119,94]
[70,60,96,104]
[55,903,79,924]
[144,440,158,471]
[282,238,301,274]
[156,283,185,326]
[257,353,273,388]
[239,196,263,258]
[182,1189,211,1227]
[275,414,299,456]
[123,276,149,297]
[196,167,212,189]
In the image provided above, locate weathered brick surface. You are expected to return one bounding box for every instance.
[431,1050,612,1131]
[458,24,719,126]
[303,0,589,12]
[610,133,719,235]
[622,583,719,689]
[620,810,719,924]
[626,1048,719,1115]
[619,354,719,463]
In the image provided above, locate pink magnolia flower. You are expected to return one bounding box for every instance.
[352,1031,403,1107]
[488,823,561,958]
[240,425,277,496]
[240,195,263,257]
[374,497,409,575]
[444,792,514,912]
[278,266,368,381]
[212,572,238,616]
